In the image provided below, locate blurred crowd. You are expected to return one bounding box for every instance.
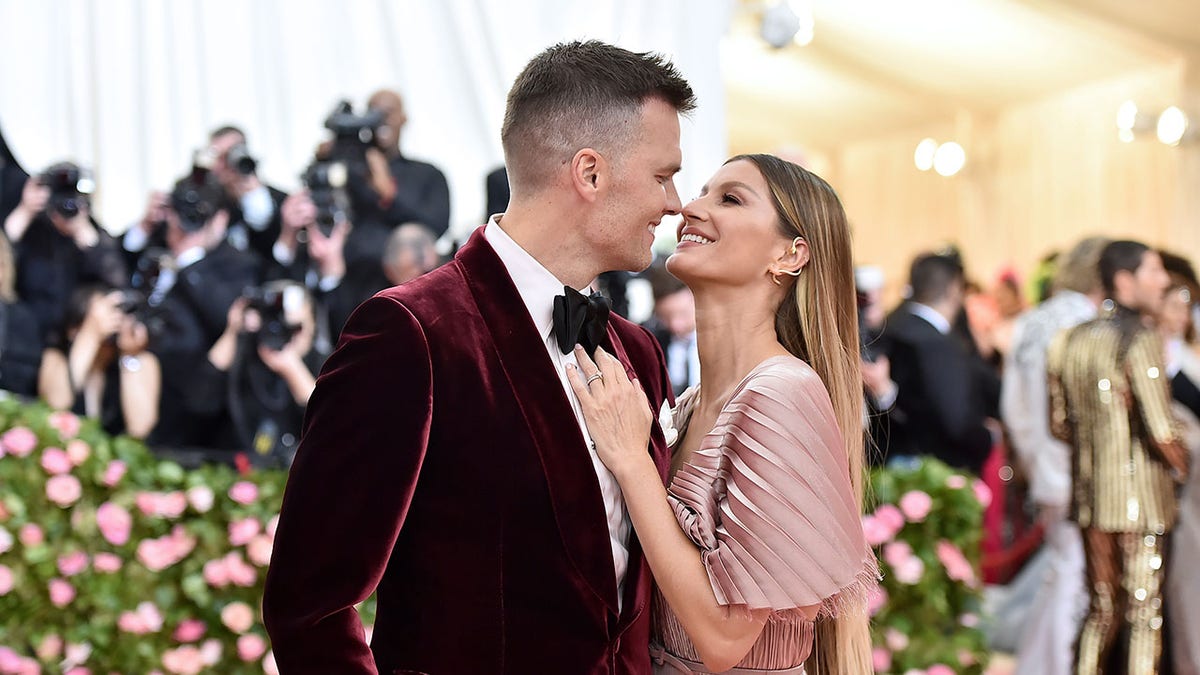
[0,89,451,467]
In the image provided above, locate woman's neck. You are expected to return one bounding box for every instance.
[691,285,789,415]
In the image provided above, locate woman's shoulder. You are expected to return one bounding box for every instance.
[734,354,831,409]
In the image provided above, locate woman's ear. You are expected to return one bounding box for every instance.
[774,236,810,276]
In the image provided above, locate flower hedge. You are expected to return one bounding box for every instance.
[866,458,991,674]
[0,397,383,674]
[1,395,990,673]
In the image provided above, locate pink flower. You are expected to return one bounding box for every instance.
[861,515,892,546]
[0,526,12,554]
[19,523,44,547]
[48,410,81,440]
[161,645,204,675]
[57,551,89,577]
[203,558,230,588]
[97,502,132,546]
[93,552,122,573]
[36,633,63,660]
[221,601,255,634]
[229,481,258,505]
[899,490,932,522]
[118,611,149,634]
[65,439,91,466]
[945,474,968,489]
[874,504,905,536]
[47,474,83,506]
[136,492,157,516]
[173,619,207,643]
[224,551,258,587]
[65,642,92,666]
[958,649,977,666]
[0,647,21,672]
[960,612,980,627]
[0,564,13,595]
[48,578,76,607]
[228,517,261,546]
[186,486,214,513]
[162,492,187,518]
[973,479,992,508]
[883,541,913,568]
[199,639,222,666]
[893,556,926,585]
[120,602,165,634]
[266,514,280,539]
[936,539,978,587]
[247,534,274,567]
[1,426,38,457]
[928,665,955,675]
[137,526,196,571]
[262,650,279,675]
[885,627,910,651]
[65,669,91,675]
[872,647,892,672]
[102,460,127,487]
[237,634,266,661]
[867,584,888,616]
[41,447,73,474]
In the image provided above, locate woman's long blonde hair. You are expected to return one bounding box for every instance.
[731,154,872,675]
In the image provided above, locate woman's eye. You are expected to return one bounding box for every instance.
[721,194,740,205]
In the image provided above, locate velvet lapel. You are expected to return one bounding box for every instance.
[455,227,620,615]
[600,325,671,630]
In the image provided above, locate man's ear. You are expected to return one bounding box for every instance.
[570,148,606,202]
[774,236,810,276]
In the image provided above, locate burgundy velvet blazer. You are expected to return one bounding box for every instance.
[263,227,674,674]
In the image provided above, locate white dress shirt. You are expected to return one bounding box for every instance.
[484,218,631,609]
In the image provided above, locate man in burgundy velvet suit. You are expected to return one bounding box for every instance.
[263,41,695,674]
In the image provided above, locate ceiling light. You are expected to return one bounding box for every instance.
[914,138,937,171]
[760,2,801,49]
[1157,106,1188,146]
[1116,100,1138,132]
[933,142,966,177]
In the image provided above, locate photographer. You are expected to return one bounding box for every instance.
[7,162,127,341]
[125,126,286,267]
[362,89,450,238]
[37,285,160,439]
[183,281,321,466]
[0,235,42,397]
[146,169,261,449]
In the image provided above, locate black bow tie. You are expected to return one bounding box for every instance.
[552,286,611,356]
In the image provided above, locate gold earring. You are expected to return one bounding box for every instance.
[789,237,802,255]
[770,268,802,286]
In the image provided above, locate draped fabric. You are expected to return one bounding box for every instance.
[655,356,878,670]
[0,0,730,241]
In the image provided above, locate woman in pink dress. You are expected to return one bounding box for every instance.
[568,154,878,674]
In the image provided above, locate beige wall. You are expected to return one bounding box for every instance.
[750,63,1200,305]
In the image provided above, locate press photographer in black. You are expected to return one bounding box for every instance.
[182,280,321,467]
[38,284,160,439]
[125,126,287,269]
[5,161,127,341]
[145,167,261,449]
[362,88,450,238]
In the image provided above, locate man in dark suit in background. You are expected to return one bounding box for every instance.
[264,40,693,674]
[882,252,1000,474]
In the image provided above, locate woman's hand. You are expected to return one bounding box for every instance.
[567,345,654,480]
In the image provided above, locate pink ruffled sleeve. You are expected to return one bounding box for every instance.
[669,360,879,618]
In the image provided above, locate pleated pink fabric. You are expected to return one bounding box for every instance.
[653,355,878,671]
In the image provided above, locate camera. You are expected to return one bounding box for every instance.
[242,286,301,351]
[39,162,95,219]
[302,160,352,236]
[117,249,171,343]
[323,100,386,162]
[170,156,224,232]
[225,143,258,176]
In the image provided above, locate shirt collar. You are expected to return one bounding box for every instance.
[908,301,952,335]
[175,246,207,270]
[485,215,587,342]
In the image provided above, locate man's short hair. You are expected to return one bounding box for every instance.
[384,223,437,266]
[500,40,696,195]
[209,125,246,142]
[1098,240,1150,297]
[908,253,964,305]
[1053,236,1110,296]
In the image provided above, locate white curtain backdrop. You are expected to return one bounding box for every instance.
[0,0,731,242]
